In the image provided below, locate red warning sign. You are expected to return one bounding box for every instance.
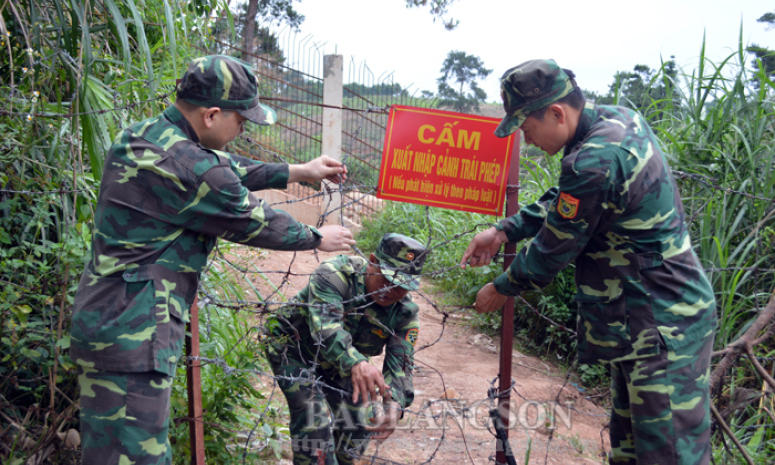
[378,105,515,216]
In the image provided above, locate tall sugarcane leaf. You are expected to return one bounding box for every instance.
[162,0,178,79]
[69,0,93,73]
[124,0,155,92]
[80,76,115,181]
[103,0,131,72]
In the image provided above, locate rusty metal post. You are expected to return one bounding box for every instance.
[186,297,206,464]
[496,137,521,465]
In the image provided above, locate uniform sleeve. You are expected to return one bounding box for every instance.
[382,307,419,410]
[171,156,321,251]
[493,169,610,296]
[496,188,559,243]
[302,261,368,376]
[224,151,291,192]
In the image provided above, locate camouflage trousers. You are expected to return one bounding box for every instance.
[266,345,374,465]
[608,333,713,465]
[78,366,172,465]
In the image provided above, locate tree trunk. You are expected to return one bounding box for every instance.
[243,0,258,56]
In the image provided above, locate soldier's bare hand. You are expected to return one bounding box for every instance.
[460,227,509,269]
[474,283,508,314]
[317,225,355,252]
[351,361,391,404]
[288,155,347,184]
[366,401,401,440]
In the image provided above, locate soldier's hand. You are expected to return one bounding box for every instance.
[474,283,508,314]
[288,155,347,184]
[351,361,392,404]
[317,225,355,252]
[460,227,509,269]
[366,401,401,440]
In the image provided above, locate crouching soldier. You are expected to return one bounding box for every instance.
[265,233,427,464]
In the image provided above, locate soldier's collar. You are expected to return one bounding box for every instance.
[164,106,200,144]
[367,299,399,313]
[563,104,595,157]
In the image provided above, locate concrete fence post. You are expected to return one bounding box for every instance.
[321,54,343,225]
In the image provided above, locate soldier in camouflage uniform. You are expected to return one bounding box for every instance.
[461,59,716,465]
[265,233,426,465]
[70,55,356,465]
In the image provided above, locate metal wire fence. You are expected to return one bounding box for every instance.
[206,37,437,226]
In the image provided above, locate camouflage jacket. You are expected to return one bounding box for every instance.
[267,255,419,409]
[494,103,716,364]
[70,105,322,376]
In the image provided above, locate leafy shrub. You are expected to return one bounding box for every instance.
[577,363,610,388]
[516,266,577,360]
[0,88,93,463]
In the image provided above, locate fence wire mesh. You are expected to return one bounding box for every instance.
[207,38,438,229]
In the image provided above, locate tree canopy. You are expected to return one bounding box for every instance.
[746,10,775,83]
[404,0,459,30]
[240,0,303,58]
[229,0,460,63]
[596,59,677,117]
[436,51,492,113]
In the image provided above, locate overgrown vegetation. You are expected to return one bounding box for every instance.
[0,1,428,462]
[0,1,284,463]
[655,43,775,464]
[1,0,184,461]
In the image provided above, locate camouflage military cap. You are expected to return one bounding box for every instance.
[374,233,427,291]
[177,55,277,126]
[494,59,577,138]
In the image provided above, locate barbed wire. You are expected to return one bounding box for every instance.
[170,188,590,464]
[705,266,775,274]
[673,170,775,203]
[0,93,171,119]
[169,120,774,463]
[5,64,775,465]
[6,173,768,464]
[259,96,391,114]
[0,188,89,195]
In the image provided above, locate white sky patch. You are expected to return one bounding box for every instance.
[269,0,775,101]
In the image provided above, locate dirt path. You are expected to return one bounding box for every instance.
[244,248,610,464]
